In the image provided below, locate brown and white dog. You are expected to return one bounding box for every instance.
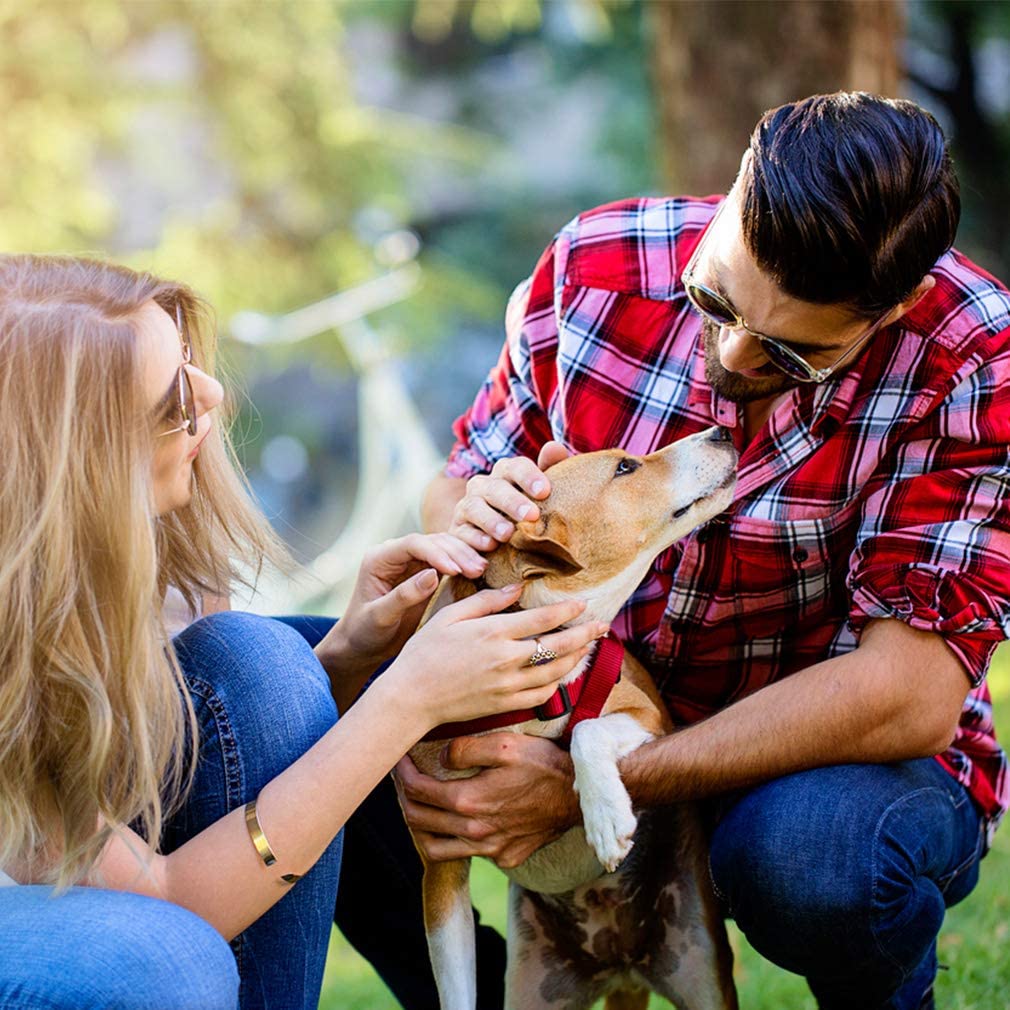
[408,426,739,1010]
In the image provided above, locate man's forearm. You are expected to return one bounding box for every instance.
[421,472,468,533]
[619,619,969,809]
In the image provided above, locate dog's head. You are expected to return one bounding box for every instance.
[425,426,737,626]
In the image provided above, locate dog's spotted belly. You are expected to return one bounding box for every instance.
[509,808,702,991]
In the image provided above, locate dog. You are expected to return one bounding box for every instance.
[407,426,739,1010]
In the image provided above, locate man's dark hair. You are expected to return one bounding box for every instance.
[740,92,960,316]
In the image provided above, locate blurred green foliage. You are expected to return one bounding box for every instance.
[0,0,656,368]
[0,0,502,334]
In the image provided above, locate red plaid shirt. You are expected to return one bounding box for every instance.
[447,196,1010,846]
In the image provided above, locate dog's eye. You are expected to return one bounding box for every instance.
[614,457,640,477]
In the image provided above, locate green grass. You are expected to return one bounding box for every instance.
[319,645,1010,1009]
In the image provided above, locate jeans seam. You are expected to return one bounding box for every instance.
[185,673,247,983]
[937,819,983,895]
[869,785,955,983]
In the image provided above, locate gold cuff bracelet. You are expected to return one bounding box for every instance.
[244,798,302,886]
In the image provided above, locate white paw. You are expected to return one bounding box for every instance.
[570,714,652,874]
[577,777,638,872]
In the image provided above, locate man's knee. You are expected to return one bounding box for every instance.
[709,766,903,977]
[709,780,871,935]
[709,763,971,981]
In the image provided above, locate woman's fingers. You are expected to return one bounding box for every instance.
[449,522,497,553]
[469,472,541,527]
[439,590,589,640]
[438,594,602,662]
[367,567,440,626]
[537,440,571,471]
[487,455,552,502]
[437,584,524,622]
[508,647,593,698]
[494,597,588,639]
[453,490,521,544]
[434,533,488,578]
[399,532,486,579]
[511,621,607,677]
[373,532,487,580]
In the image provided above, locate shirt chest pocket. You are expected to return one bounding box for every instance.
[728,510,855,637]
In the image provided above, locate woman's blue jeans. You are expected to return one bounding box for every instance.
[709,758,985,1009]
[0,612,342,1010]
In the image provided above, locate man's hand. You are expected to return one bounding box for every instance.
[448,441,571,552]
[394,732,582,869]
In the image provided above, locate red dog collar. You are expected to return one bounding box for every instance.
[421,633,624,746]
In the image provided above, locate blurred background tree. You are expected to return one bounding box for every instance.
[650,0,902,193]
[4,0,1009,581]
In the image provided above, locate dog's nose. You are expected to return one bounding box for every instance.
[710,426,733,443]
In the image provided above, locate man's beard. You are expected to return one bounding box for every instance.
[701,320,800,404]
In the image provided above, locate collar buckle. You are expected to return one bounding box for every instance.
[535,681,574,721]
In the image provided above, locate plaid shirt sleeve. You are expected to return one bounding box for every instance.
[848,327,1010,684]
[446,233,569,478]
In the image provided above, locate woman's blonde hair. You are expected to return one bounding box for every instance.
[0,254,287,887]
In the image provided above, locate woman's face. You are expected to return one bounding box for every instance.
[138,300,224,515]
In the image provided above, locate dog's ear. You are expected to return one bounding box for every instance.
[417,573,478,627]
[510,515,583,579]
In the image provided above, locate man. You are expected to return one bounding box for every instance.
[390,93,1009,1010]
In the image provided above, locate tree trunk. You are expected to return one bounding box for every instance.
[649,0,904,194]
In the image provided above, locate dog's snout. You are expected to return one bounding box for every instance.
[710,426,733,444]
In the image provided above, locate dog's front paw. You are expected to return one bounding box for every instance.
[577,778,638,872]
[570,714,653,874]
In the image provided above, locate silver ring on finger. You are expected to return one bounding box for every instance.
[527,638,558,667]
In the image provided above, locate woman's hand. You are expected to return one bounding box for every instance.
[448,441,571,552]
[315,533,487,683]
[387,587,607,730]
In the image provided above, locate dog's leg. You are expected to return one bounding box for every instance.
[422,856,477,1010]
[635,808,738,1010]
[569,712,654,872]
[504,881,606,1010]
[638,893,738,1010]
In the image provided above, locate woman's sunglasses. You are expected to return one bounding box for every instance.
[156,303,197,438]
[681,206,888,383]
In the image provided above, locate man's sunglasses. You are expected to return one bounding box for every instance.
[156,303,197,438]
[681,206,888,383]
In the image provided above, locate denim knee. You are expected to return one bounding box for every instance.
[710,786,877,966]
[0,886,238,1010]
[709,761,982,1001]
[174,611,338,789]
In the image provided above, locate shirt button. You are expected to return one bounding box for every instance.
[697,526,711,544]
[792,546,809,564]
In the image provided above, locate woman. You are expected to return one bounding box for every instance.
[0,255,605,1009]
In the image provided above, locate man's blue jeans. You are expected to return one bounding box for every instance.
[0,612,343,1010]
[709,759,985,1009]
